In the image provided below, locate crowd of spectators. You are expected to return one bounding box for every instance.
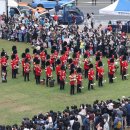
[0,11,130,59]
[0,96,130,130]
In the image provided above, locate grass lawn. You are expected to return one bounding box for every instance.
[0,39,130,125]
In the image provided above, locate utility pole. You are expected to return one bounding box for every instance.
[6,0,8,21]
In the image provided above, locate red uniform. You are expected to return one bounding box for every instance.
[56,65,61,76]
[15,54,19,65]
[11,59,17,78]
[69,73,77,95]
[45,66,52,77]
[69,74,77,85]
[77,73,83,85]
[11,59,17,70]
[98,67,104,78]
[122,60,128,80]
[88,69,95,81]
[40,51,46,61]
[34,65,42,84]
[85,50,90,58]
[50,54,55,64]
[122,60,128,71]
[0,56,7,67]
[73,58,79,66]
[84,59,89,70]
[54,50,58,59]
[35,65,42,76]
[108,63,115,83]
[84,58,90,78]
[26,53,31,61]
[109,64,115,75]
[60,55,67,65]
[24,63,30,73]
[60,70,66,81]
[76,73,83,93]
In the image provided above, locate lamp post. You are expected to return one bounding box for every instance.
[6,0,8,22]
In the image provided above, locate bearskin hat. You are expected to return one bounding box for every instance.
[11,54,15,60]
[21,53,26,58]
[89,64,93,68]
[46,61,50,66]
[12,45,17,51]
[25,48,30,53]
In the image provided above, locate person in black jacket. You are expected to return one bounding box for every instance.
[72,117,80,130]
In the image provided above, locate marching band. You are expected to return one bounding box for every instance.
[0,44,129,95]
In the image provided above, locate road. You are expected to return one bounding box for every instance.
[21,0,130,26]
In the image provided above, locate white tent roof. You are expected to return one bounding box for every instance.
[99,0,130,16]
[8,0,18,7]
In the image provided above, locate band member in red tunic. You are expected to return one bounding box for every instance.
[83,54,90,78]
[0,51,8,82]
[11,54,17,79]
[50,49,55,71]
[98,61,104,87]
[119,55,123,75]
[0,51,8,75]
[24,59,30,81]
[13,49,19,74]
[55,59,61,84]
[76,67,83,93]
[25,48,31,63]
[121,55,128,80]
[59,65,66,90]
[21,53,26,76]
[108,58,115,83]
[34,59,42,84]
[72,53,79,68]
[69,69,77,95]
[40,47,46,69]
[45,61,52,87]
[95,56,100,80]
[88,64,95,90]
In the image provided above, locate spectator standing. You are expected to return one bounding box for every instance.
[125,101,130,127]
[72,117,80,130]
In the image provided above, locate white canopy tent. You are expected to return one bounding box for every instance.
[8,0,18,7]
[99,0,130,16]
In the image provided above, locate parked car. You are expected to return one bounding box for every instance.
[18,2,46,15]
[39,4,84,25]
[31,0,76,9]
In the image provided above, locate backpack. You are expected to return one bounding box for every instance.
[116,120,122,129]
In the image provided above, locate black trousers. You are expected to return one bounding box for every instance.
[52,63,55,71]
[98,77,103,87]
[84,69,89,78]
[24,73,29,81]
[88,80,94,90]
[70,85,75,95]
[96,70,98,80]
[77,84,81,93]
[12,69,17,78]
[22,67,24,76]
[1,66,6,73]
[60,80,65,90]
[122,70,127,80]
[57,75,60,84]
[41,60,45,69]
[46,76,51,87]
[36,75,40,84]
[109,74,114,83]
[120,66,122,75]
